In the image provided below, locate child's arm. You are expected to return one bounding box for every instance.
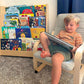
[71,33,83,53]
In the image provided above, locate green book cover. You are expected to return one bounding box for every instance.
[2,27,16,39]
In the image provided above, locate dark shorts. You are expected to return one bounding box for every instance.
[48,40,72,61]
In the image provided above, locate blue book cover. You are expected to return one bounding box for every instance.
[1,39,10,50]
[38,16,46,28]
[10,39,22,51]
[16,28,31,39]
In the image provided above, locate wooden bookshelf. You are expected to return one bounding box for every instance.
[0,5,48,57]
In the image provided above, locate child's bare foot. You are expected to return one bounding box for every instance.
[41,50,51,58]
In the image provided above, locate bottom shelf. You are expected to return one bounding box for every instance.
[0,50,33,57]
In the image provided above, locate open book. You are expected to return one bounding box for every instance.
[44,32,74,51]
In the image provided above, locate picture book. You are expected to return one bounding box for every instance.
[30,28,45,38]
[38,16,46,28]
[19,38,34,51]
[1,39,10,50]
[3,19,12,27]
[44,32,74,50]
[19,17,29,26]
[29,17,39,28]
[10,19,19,26]
[10,39,22,51]
[8,27,16,39]
[3,19,18,27]
[18,6,34,14]
[2,27,16,39]
[2,27,9,39]
[34,5,46,16]
[5,14,19,19]
[6,6,20,14]
[19,14,33,26]
[16,28,31,39]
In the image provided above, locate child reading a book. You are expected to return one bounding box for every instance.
[40,15,83,84]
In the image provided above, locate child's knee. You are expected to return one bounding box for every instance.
[52,53,64,64]
[40,32,47,38]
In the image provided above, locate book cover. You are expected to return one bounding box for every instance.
[8,27,16,39]
[16,28,31,39]
[1,39,10,50]
[5,14,19,19]
[10,39,22,51]
[34,5,46,17]
[38,16,46,28]
[3,19,18,27]
[31,28,45,38]
[2,27,16,39]
[2,27,9,39]
[19,14,31,26]
[19,38,34,51]
[29,17,39,28]
[18,6,34,14]
[5,6,20,14]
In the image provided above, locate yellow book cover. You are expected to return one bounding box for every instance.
[31,28,45,38]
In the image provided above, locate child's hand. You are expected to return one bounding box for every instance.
[71,46,77,53]
[55,35,59,38]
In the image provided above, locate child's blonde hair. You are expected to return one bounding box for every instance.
[64,15,80,24]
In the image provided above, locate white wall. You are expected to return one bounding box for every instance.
[0,0,57,32]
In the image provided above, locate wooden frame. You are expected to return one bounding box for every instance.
[0,5,48,57]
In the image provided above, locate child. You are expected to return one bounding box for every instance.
[39,15,83,84]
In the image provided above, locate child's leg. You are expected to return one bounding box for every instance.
[51,53,64,84]
[40,32,51,57]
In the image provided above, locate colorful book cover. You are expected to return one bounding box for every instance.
[30,28,45,38]
[38,16,46,28]
[3,19,12,27]
[29,17,39,28]
[1,39,10,50]
[2,27,9,39]
[10,19,19,26]
[10,39,22,51]
[8,27,16,39]
[5,14,19,19]
[16,28,31,39]
[18,6,34,14]
[2,27,16,39]
[34,5,46,16]
[3,19,18,27]
[19,38,34,51]
[5,6,20,14]
[19,15,29,26]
